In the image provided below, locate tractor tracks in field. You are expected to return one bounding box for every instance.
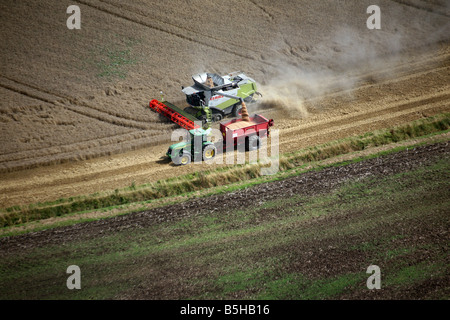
[276,55,450,150]
[271,47,450,149]
[0,75,154,130]
[0,75,166,172]
[253,50,449,153]
[249,0,275,22]
[278,90,450,152]
[298,47,449,106]
[391,0,450,18]
[73,0,277,68]
[97,0,262,55]
[0,131,165,174]
[250,48,449,121]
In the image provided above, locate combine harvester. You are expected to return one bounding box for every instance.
[149,72,273,165]
[181,71,262,125]
[151,71,261,126]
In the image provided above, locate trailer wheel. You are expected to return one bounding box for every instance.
[203,144,217,163]
[246,135,261,151]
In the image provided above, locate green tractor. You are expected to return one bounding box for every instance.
[182,71,262,127]
[166,127,217,165]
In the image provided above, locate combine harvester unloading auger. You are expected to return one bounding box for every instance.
[149,72,272,165]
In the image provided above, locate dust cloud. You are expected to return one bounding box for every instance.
[256,25,417,119]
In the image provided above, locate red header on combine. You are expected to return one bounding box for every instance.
[149,99,200,131]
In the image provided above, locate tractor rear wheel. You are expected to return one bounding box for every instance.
[203,144,217,163]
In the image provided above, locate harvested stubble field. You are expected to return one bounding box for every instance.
[0,0,449,301]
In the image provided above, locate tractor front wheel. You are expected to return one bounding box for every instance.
[180,152,191,165]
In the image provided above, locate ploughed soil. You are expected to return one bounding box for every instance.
[0,142,448,300]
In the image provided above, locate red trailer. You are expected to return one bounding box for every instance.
[220,114,274,151]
